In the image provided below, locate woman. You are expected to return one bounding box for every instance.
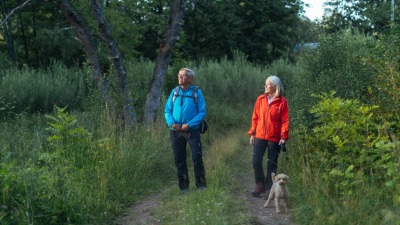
[248,76,289,197]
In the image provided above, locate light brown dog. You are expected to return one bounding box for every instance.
[263,172,289,213]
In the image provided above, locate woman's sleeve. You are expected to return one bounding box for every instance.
[281,99,289,139]
[247,99,259,136]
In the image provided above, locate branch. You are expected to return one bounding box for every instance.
[0,0,31,28]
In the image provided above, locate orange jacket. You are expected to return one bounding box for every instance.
[248,95,289,142]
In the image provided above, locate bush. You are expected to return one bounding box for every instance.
[305,91,400,198]
[290,29,377,128]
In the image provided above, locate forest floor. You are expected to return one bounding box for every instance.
[116,171,295,225]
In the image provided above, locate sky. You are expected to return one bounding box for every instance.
[302,0,328,21]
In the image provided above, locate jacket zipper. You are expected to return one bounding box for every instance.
[264,102,270,140]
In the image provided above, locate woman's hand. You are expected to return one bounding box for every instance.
[250,135,255,146]
[279,138,287,145]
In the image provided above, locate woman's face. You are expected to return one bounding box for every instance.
[265,79,276,96]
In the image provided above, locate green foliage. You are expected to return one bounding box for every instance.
[182,0,304,64]
[0,52,13,70]
[365,30,400,119]
[0,100,175,224]
[291,29,376,127]
[45,105,90,154]
[0,145,31,224]
[0,95,17,121]
[303,91,400,200]
[0,61,91,113]
[322,0,396,34]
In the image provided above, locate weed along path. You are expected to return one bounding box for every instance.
[116,130,296,225]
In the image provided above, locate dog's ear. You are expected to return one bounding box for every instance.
[285,175,289,181]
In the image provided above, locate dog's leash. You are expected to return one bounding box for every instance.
[280,144,287,174]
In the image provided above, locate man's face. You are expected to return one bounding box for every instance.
[177,70,192,85]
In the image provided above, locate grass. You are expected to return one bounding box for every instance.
[153,129,256,225]
[0,104,176,224]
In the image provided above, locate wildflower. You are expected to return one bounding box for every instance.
[1,205,7,209]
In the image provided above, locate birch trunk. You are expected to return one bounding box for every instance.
[141,0,187,125]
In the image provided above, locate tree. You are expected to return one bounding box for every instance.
[140,0,188,125]
[181,0,304,64]
[56,0,136,125]
[181,0,243,61]
[321,0,398,34]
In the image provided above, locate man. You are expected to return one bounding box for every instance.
[164,68,207,194]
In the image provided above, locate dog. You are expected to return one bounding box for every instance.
[263,172,289,213]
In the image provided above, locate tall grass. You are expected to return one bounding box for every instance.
[0,61,90,113]
[0,102,175,224]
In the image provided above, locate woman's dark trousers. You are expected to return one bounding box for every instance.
[252,138,280,191]
[170,129,206,190]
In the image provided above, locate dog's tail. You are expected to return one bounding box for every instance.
[271,172,276,183]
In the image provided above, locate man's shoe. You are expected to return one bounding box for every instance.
[199,186,206,191]
[251,182,266,196]
[180,188,188,194]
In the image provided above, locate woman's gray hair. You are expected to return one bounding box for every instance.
[266,76,284,97]
[180,68,195,78]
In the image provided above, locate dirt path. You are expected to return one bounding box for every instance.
[240,172,295,225]
[116,174,295,225]
[116,193,161,225]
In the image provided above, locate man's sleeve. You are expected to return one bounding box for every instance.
[188,89,206,127]
[164,90,176,127]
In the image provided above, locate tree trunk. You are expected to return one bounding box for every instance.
[55,0,110,106]
[141,0,187,125]
[31,3,39,66]
[0,2,14,63]
[56,0,136,126]
[19,12,30,67]
[89,0,136,125]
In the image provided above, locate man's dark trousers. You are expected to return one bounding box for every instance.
[170,129,206,190]
[252,138,280,191]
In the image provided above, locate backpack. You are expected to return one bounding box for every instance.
[172,86,208,133]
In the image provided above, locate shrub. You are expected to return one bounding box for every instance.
[290,29,377,128]
[307,91,400,198]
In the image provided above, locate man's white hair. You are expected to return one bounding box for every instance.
[180,68,195,78]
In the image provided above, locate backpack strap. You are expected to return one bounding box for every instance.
[192,86,199,109]
[172,86,200,112]
[172,86,180,103]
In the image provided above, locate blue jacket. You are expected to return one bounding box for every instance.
[164,85,206,130]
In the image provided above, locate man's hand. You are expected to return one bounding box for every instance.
[250,135,255,146]
[181,123,190,131]
[279,138,287,145]
[171,124,181,131]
